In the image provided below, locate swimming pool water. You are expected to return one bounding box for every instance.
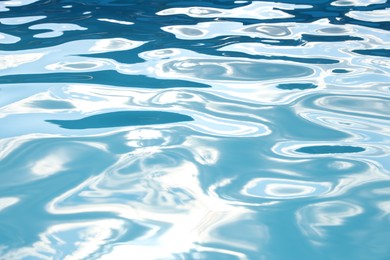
[0,0,389,259]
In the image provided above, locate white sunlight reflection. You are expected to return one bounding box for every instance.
[296,201,363,243]
[0,32,20,44]
[163,18,388,42]
[29,23,87,38]
[97,18,134,25]
[0,197,20,212]
[192,146,219,165]
[45,60,110,71]
[0,15,45,25]
[377,201,390,217]
[346,9,390,22]
[157,1,311,19]
[89,38,145,53]
[0,0,40,12]
[100,161,252,259]
[242,178,332,199]
[332,0,387,6]
[1,219,126,259]
[31,150,70,177]
[0,53,45,70]
[45,157,253,259]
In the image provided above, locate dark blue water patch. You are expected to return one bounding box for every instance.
[287,9,341,18]
[1,0,387,52]
[0,72,210,89]
[46,111,194,129]
[166,0,248,8]
[301,34,364,42]
[325,3,390,31]
[296,145,365,154]
[28,100,75,109]
[263,0,331,3]
[352,49,390,58]
[332,69,350,73]
[276,83,317,90]
[80,47,147,64]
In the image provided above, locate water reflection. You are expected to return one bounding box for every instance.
[346,8,390,22]
[0,0,40,12]
[296,201,363,242]
[0,53,44,70]
[158,58,314,82]
[40,133,254,259]
[31,150,70,177]
[331,0,387,6]
[242,178,332,200]
[0,15,45,25]
[1,219,128,259]
[0,197,19,212]
[29,23,87,38]
[0,32,20,44]
[97,18,134,25]
[157,2,311,19]
[89,38,145,53]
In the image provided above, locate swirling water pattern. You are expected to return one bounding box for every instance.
[0,0,389,259]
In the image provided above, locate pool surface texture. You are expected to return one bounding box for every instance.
[0,0,389,259]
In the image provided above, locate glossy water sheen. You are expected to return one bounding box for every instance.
[0,0,389,259]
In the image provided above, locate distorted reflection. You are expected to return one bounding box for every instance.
[346,8,390,22]
[0,0,40,12]
[0,53,45,70]
[89,38,145,53]
[44,148,254,258]
[331,0,387,6]
[29,23,87,38]
[242,178,331,199]
[157,58,314,81]
[157,2,311,19]
[97,18,134,25]
[1,219,126,259]
[0,197,19,212]
[31,150,70,177]
[0,32,20,44]
[0,15,45,25]
[296,201,363,241]
[377,201,390,216]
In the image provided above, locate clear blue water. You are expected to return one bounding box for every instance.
[0,0,389,259]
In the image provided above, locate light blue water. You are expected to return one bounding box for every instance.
[0,0,390,259]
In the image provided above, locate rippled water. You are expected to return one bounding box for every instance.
[1,0,390,259]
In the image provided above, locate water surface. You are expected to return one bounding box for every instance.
[0,0,390,259]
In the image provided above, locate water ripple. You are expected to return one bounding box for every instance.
[242,178,332,200]
[157,2,311,19]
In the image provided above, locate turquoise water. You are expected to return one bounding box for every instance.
[1,0,390,259]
